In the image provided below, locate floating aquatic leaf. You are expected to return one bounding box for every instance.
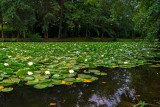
[25,80,39,86]
[88,77,98,81]
[83,79,92,83]
[50,103,56,106]
[88,70,100,73]
[63,78,75,82]
[151,65,160,67]
[78,74,92,79]
[0,77,3,81]
[112,66,119,68]
[34,75,49,80]
[0,42,158,92]
[51,79,62,85]
[16,69,28,76]
[63,73,76,78]
[39,80,51,84]
[24,76,35,81]
[34,84,48,89]
[94,72,107,75]
[2,78,20,84]
[102,82,107,84]
[1,87,13,92]
[0,86,4,90]
[52,74,65,80]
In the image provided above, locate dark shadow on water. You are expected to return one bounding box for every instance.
[0,64,160,107]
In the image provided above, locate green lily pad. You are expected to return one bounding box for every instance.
[51,79,62,85]
[78,74,92,79]
[74,79,84,83]
[60,70,69,74]
[88,76,98,81]
[0,77,3,81]
[63,78,75,82]
[52,74,65,80]
[63,73,76,78]
[5,71,14,75]
[25,80,39,86]
[94,72,107,75]
[24,76,35,81]
[34,75,49,80]
[39,80,51,84]
[34,84,48,89]
[1,87,13,92]
[88,70,100,73]
[2,78,20,84]
[16,69,28,76]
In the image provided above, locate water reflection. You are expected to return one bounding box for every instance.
[0,64,160,107]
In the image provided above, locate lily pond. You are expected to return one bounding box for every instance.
[0,42,160,107]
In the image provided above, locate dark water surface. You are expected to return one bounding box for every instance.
[0,63,160,107]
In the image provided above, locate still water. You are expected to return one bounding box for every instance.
[0,62,160,107]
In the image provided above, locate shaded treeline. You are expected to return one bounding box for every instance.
[0,0,160,41]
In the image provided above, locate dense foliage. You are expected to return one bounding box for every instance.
[0,0,160,41]
[0,42,159,91]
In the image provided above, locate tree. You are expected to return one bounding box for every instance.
[35,0,60,38]
[1,0,36,39]
[133,0,160,41]
[0,0,5,41]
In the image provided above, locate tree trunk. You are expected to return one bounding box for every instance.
[132,30,135,40]
[113,34,117,41]
[85,23,88,40]
[58,1,63,39]
[1,24,4,41]
[23,31,26,39]
[74,25,78,37]
[44,30,48,39]
[101,31,104,38]
[17,30,20,41]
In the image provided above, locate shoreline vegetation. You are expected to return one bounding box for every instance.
[0,0,160,42]
[0,37,158,42]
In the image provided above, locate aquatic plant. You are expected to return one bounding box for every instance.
[0,42,159,92]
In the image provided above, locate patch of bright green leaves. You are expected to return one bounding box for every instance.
[0,42,159,92]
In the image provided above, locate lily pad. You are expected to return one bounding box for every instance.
[39,80,51,84]
[52,74,65,80]
[78,74,92,79]
[24,76,35,81]
[34,84,48,89]
[16,69,28,76]
[88,70,100,73]
[2,78,20,84]
[63,78,75,82]
[94,72,107,75]
[25,80,39,86]
[51,79,62,85]
[1,87,13,92]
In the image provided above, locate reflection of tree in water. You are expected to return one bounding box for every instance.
[129,65,160,104]
[84,67,136,107]
[0,65,159,107]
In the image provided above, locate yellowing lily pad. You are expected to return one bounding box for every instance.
[83,79,92,83]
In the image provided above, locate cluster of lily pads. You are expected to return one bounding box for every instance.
[0,42,159,92]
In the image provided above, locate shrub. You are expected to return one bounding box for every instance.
[11,38,16,42]
[30,33,42,42]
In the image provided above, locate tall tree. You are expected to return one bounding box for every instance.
[35,0,59,38]
[1,0,36,39]
[0,0,5,41]
[133,0,160,41]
